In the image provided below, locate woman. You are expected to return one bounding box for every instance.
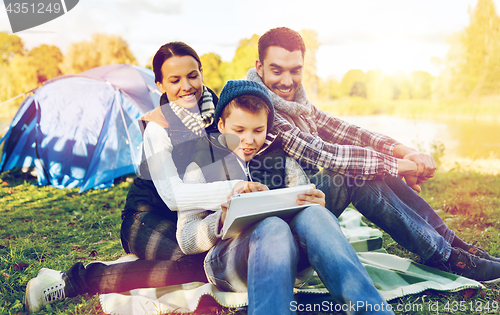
[25,42,247,313]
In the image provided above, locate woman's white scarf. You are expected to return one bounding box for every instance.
[247,68,318,135]
[169,86,215,136]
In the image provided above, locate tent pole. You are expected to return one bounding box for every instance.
[0,92,29,107]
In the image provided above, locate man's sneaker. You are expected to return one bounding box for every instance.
[465,240,500,263]
[25,268,66,313]
[436,247,500,283]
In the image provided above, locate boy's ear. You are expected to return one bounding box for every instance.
[217,118,225,133]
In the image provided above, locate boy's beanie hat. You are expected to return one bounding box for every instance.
[214,80,275,131]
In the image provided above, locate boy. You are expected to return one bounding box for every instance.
[176,80,394,315]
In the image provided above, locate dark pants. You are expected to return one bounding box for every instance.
[64,211,207,297]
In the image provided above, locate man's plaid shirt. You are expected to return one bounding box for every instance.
[268,105,400,180]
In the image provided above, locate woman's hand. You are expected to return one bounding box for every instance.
[296,184,326,207]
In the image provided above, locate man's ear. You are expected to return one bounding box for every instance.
[256,59,264,78]
[217,118,225,133]
[156,81,165,93]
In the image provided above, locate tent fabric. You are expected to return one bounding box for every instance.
[0,64,160,192]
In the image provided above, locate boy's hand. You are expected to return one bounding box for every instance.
[220,181,269,227]
[231,181,269,195]
[296,184,325,207]
[220,202,228,225]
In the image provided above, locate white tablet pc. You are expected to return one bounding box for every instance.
[221,184,316,240]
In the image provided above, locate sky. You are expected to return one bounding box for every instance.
[0,0,497,80]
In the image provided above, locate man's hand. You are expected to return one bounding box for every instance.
[403,151,436,183]
[397,159,421,193]
[394,144,436,184]
[296,184,326,207]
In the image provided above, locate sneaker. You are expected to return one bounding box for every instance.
[465,240,500,263]
[25,268,66,313]
[436,248,500,283]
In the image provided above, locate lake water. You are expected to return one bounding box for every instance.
[338,115,500,160]
[1,115,499,160]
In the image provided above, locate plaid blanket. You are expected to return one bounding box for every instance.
[99,208,483,315]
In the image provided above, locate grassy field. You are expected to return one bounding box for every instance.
[1,166,500,315]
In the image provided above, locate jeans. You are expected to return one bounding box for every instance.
[204,206,394,315]
[310,170,454,264]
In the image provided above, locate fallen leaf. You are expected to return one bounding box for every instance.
[72,245,81,250]
[95,240,106,245]
[13,263,29,271]
[463,288,477,299]
[67,222,76,226]
[89,250,98,257]
[7,235,15,239]
[2,272,9,279]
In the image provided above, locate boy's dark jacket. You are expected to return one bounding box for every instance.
[190,132,287,190]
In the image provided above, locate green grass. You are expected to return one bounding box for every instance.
[1,167,500,315]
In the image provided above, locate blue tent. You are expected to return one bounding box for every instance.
[0,64,161,192]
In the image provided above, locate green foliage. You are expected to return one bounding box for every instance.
[299,29,319,98]
[200,52,224,94]
[340,69,366,97]
[222,34,259,81]
[444,0,500,97]
[317,76,341,100]
[61,34,137,74]
[316,95,500,121]
[28,45,63,83]
[0,32,26,64]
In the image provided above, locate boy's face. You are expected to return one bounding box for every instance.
[218,107,267,162]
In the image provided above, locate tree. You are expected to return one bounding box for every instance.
[28,45,63,83]
[318,76,341,100]
[341,69,366,97]
[410,71,434,99]
[300,29,320,98]
[445,0,500,97]
[200,52,224,94]
[62,34,137,74]
[223,34,259,81]
[366,69,391,101]
[0,32,26,64]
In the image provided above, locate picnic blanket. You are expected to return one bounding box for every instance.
[99,208,483,315]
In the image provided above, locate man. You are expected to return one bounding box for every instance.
[247,26,500,282]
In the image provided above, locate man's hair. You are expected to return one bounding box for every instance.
[258,27,306,62]
[152,41,202,83]
[220,95,270,124]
